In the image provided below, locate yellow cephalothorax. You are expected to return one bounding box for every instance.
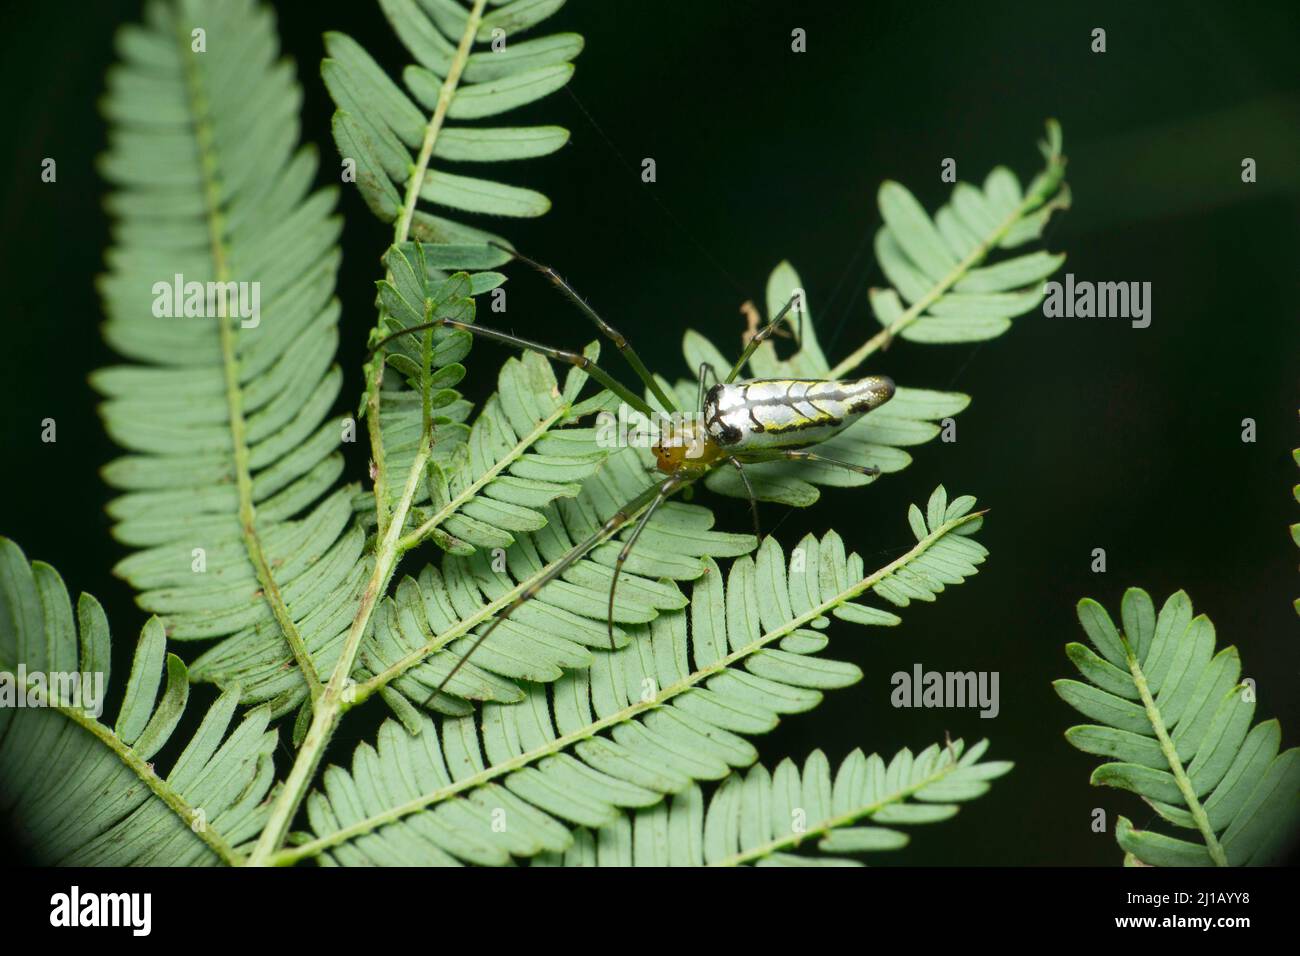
[651,419,726,475]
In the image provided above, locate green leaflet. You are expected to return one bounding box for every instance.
[323,0,581,269]
[273,487,988,865]
[365,240,621,559]
[1056,587,1300,866]
[331,0,591,549]
[0,539,277,866]
[535,740,1012,866]
[94,0,358,707]
[747,122,1071,387]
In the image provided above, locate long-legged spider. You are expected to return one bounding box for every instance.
[370,244,894,708]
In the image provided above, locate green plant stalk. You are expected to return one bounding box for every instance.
[179,21,322,701]
[1125,639,1229,866]
[248,438,431,865]
[269,510,982,865]
[392,1,488,252]
[246,0,488,865]
[366,357,391,538]
[421,328,434,439]
[827,175,1067,380]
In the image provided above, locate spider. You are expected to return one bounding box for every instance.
[369,244,894,710]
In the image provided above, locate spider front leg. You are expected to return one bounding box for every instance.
[371,316,659,420]
[490,241,679,414]
[696,361,718,414]
[725,292,805,383]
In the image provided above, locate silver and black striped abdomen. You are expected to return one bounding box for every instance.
[702,376,894,451]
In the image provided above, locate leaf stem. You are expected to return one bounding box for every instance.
[1125,641,1228,866]
[246,0,489,865]
[179,19,322,701]
[395,0,488,245]
[371,0,486,527]
[246,439,431,865]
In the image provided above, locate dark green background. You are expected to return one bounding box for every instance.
[2,0,1297,866]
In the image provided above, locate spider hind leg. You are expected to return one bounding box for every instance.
[489,241,679,413]
[777,448,880,476]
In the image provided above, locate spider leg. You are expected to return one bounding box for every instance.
[420,478,681,710]
[725,293,802,383]
[773,448,880,476]
[696,361,718,413]
[371,316,658,419]
[606,475,686,650]
[489,241,679,413]
[727,456,761,543]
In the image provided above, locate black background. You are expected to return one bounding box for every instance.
[1,0,1297,866]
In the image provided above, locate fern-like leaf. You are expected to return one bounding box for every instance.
[0,539,277,865]
[1055,588,1300,865]
[678,124,1068,506]
[324,0,581,269]
[400,350,606,552]
[534,739,1011,866]
[271,486,987,864]
[865,121,1069,348]
[369,242,615,552]
[94,0,355,709]
[199,448,751,714]
[361,448,754,715]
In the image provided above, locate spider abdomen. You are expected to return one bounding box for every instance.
[703,376,895,451]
